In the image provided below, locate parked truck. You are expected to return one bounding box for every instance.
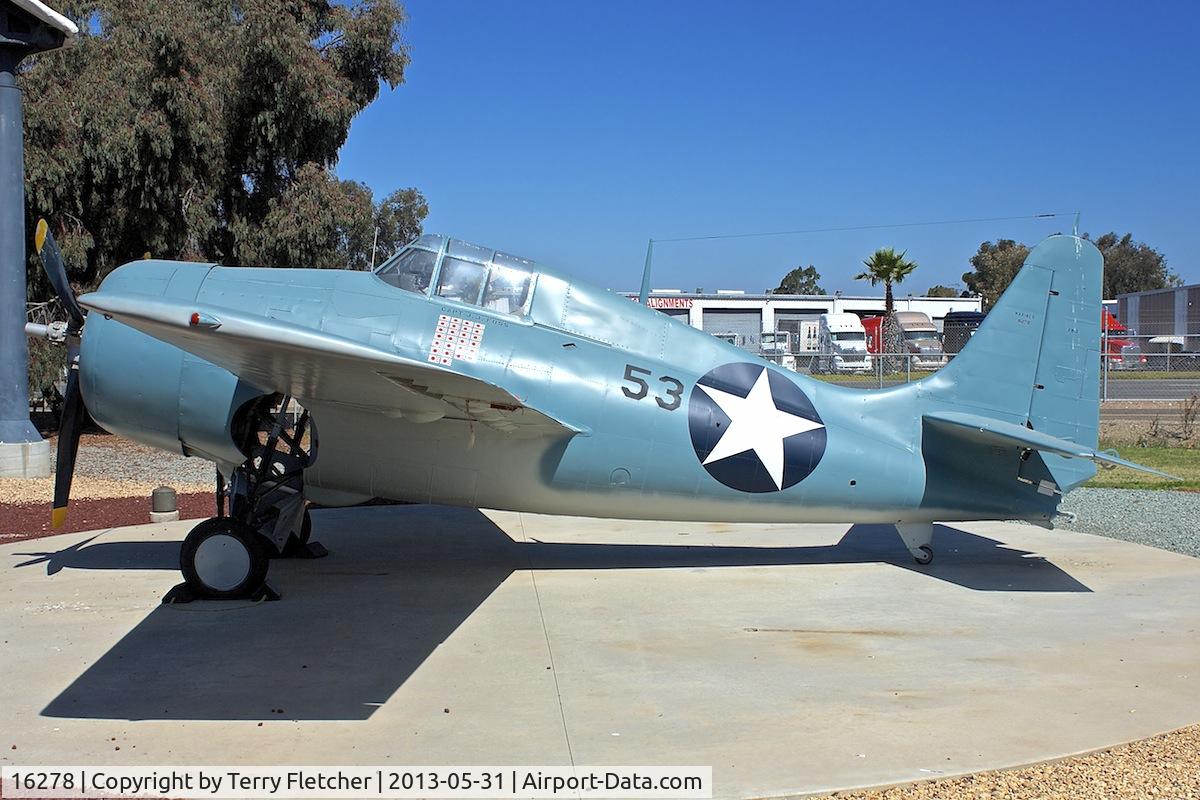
[759,330,797,370]
[941,310,986,354]
[812,313,872,373]
[786,319,821,370]
[711,332,743,348]
[863,312,947,370]
[1101,308,1147,370]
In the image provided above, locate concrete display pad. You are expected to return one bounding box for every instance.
[3,506,1200,798]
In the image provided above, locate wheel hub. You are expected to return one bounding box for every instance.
[193,533,251,591]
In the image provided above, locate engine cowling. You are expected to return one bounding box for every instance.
[79,260,267,469]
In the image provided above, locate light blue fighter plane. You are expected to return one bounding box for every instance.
[30,222,1168,599]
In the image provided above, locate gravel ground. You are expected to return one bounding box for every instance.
[819,725,1200,799]
[0,434,216,540]
[0,434,213,504]
[1058,488,1200,557]
[68,433,216,484]
[0,492,215,543]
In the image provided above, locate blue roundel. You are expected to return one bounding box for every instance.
[688,363,827,493]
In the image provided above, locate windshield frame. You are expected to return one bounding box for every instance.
[374,236,448,294]
[373,236,539,321]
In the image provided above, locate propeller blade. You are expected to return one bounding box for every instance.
[52,350,85,528]
[34,220,90,528]
[35,219,85,329]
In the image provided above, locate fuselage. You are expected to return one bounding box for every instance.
[81,245,1059,527]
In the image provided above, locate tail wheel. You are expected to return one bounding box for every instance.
[180,518,269,599]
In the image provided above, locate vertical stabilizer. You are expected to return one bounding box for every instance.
[922,235,1102,490]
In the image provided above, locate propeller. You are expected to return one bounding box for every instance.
[33,219,88,528]
[36,219,84,329]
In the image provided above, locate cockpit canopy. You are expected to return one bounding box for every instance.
[375,233,704,363]
[375,234,537,317]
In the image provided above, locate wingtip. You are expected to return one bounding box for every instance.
[35,219,48,253]
[51,506,68,528]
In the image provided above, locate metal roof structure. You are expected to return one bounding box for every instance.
[6,0,77,36]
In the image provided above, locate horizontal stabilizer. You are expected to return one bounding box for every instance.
[923,410,1178,479]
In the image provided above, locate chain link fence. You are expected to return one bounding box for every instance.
[1096,333,1200,401]
[760,334,1200,401]
[761,351,953,390]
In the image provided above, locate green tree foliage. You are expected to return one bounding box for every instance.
[773,264,826,295]
[925,284,958,298]
[963,234,1179,309]
[231,166,427,270]
[26,335,65,410]
[20,0,427,296]
[961,239,1030,309]
[855,247,917,314]
[1090,232,1181,299]
[369,187,430,268]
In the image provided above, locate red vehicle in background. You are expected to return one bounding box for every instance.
[863,309,1144,370]
[861,313,946,369]
[862,316,883,354]
[1103,308,1147,370]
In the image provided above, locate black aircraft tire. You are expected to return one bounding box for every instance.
[180,518,269,599]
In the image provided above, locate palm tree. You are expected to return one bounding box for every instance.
[855,247,917,315]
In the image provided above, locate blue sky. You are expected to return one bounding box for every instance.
[336,0,1200,295]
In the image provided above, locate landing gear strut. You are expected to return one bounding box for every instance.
[175,396,323,601]
[895,522,935,565]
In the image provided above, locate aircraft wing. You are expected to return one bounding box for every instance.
[923,410,1176,478]
[79,292,584,436]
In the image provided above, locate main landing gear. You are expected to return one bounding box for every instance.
[173,396,324,602]
[895,522,935,565]
[179,518,270,600]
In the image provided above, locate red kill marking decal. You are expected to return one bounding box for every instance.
[429,314,486,365]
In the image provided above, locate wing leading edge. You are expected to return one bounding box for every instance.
[79,291,585,436]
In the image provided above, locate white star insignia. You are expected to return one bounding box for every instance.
[696,368,824,490]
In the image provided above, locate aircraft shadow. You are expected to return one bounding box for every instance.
[23,506,1088,721]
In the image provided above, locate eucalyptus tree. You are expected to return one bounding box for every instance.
[20,0,427,297]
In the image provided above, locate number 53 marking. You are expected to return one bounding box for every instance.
[621,364,684,411]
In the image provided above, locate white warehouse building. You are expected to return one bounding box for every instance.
[624,289,983,351]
